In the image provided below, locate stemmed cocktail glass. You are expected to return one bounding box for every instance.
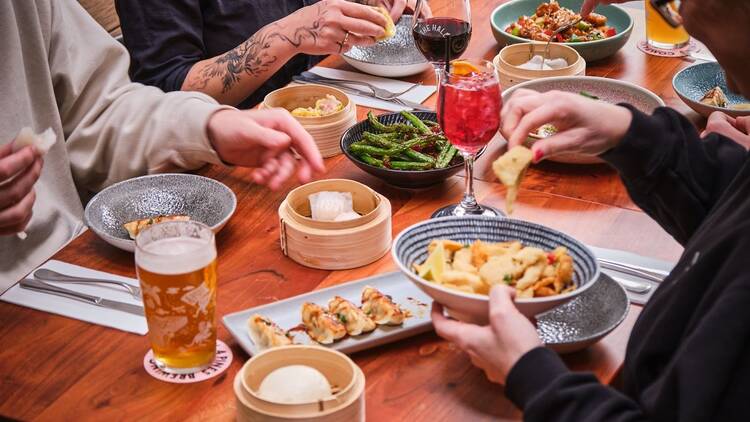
[432,59,503,218]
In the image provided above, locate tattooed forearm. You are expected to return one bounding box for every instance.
[187,5,328,94]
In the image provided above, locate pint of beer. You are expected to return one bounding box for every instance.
[135,221,218,374]
[645,0,689,50]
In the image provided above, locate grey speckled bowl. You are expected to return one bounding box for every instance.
[392,216,600,321]
[343,15,431,78]
[84,174,236,252]
[672,61,750,118]
[538,273,628,353]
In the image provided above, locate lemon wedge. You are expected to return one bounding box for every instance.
[419,241,446,282]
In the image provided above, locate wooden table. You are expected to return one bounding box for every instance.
[0,1,697,420]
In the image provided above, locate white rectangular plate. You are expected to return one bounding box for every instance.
[223,271,434,356]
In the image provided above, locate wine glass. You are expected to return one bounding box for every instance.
[412,0,472,84]
[432,59,503,218]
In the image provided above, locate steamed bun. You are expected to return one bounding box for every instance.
[257,365,333,404]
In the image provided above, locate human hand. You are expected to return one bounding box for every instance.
[377,0,419,22]
[283,0,389,55]
[581,0,630,17]
[206,108,325,190]
[701,111,750,149]
[431,286,542,384]
[0,143,42,236]
[501,89,633,162]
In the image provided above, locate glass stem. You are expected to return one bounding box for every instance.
[458,152,481,214]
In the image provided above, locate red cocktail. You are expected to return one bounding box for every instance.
[433,59,503,218]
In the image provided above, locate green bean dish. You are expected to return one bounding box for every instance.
[348,111,462,171]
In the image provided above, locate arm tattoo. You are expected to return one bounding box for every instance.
[188,5,328,94]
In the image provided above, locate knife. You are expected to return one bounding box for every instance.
[20,278,145,317]
[292,76,434,112]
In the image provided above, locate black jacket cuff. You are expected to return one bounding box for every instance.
[600,104,671,183]
[506,346,569,410]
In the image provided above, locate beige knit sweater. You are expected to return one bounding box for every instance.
[0,0,228,291]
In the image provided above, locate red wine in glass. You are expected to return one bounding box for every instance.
[413,18,472,64]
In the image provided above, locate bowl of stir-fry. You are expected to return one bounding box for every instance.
[491,0,633,62]
[341,111,486,189]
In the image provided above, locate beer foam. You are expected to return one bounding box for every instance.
[137,237,216,275]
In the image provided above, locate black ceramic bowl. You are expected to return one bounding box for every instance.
[340,112,486,189]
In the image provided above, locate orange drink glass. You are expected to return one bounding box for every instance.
[646,0,689,49]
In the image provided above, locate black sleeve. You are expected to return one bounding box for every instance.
[115,0,206,92]
[600,105,747,245]
[506,264,750,421]
[506,348,646,422]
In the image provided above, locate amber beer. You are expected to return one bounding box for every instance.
[135,221,218,374]
[645,0,689,49]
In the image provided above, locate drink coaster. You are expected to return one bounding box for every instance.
[143,340,233,383]
[637,39,697,58]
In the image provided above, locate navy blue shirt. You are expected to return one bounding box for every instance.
[116,0,321,108]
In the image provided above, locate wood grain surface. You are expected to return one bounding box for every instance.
[0,1,694,420]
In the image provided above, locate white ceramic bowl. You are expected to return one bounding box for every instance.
[392,216,600,322]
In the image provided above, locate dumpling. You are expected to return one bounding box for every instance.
[123,215,190,239]
[492,146,533,214]
[700,86,728,108]
[12,127,56,155]
[361,286,406,326]
[374,6,396,41]
[301,302,347,344]
[328,296,376,336]
[247,314,293,351]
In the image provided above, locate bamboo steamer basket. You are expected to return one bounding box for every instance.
[263,85,357,158]
[234,346,365,422]
[278,179,391,270]
[494,43,586,89]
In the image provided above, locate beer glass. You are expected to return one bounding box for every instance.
[645,0,689,50]
[135,220,218,374]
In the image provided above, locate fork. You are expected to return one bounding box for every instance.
[597,259,667,283]
[300,71,422,100]
[541,17,582,68]
[33,268,142,300]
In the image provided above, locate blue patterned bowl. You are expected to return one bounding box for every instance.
[672,61,750,118]
[392,216,600,322]
[490,0,633,62]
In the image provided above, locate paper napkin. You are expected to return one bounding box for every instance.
[1,260,148,335]
[308,66,436,112]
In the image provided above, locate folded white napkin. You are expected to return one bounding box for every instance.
[1,260,147,335]
[308,66,436,112]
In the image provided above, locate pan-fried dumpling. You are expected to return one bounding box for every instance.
[247,314,293,350]
[123,215,190,239]
[328,296,376,336]
[700,86,728,108]
[361,286,406,326]
[301,302,347,344]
